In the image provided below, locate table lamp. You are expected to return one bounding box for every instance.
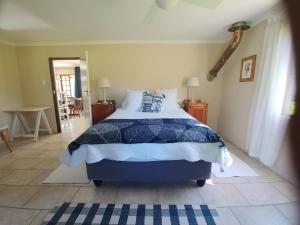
[98,78,111,104]
[187,77,200,102]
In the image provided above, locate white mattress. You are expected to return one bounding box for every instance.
[60,108,232,168]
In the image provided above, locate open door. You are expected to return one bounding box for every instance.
[80,51,92,128]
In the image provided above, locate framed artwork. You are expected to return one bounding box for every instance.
[240,55,256,82]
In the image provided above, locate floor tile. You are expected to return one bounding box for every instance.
[12,141,43,150]
[116,183,159,204]
[0,186,40,207]
[0,152,14,160]
[24,186,79,209]
[199,183,249,207]
[0,120,295,225]
[231,205,291,225]
[38,149,64,158]
[158,182,204,204]
[276,202,300,225]
[215,207,241,225]
[29,210,50,225]
[272,182,299,202]
[38,143,67,150]
[29,170,54,185]
[211,176,249,184]
[235,183,290,205]
[72,184,117,203]
[6,158,40,170]
[13,150,45,159]
[0,169,14,179]
[0,206,40,225]
[246,167,283,183]
[0,158,15,169]
[0,170,43,185]
[32,158,60,170]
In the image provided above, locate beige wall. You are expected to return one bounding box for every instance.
[218,21,267,150]
[218,20,295,183]
[0,42,23,127]
[16,43,225,132]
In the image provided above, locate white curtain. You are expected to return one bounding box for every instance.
[247,13,292,166]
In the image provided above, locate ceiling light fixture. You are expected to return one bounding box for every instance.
[155,0,179,10]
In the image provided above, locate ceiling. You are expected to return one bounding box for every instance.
[0,0,280,45]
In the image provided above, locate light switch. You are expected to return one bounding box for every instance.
[42,80,46,85]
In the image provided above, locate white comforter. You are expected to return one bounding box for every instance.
[60,108,232,168]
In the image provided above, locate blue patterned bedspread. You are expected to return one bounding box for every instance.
[68,118,225,154]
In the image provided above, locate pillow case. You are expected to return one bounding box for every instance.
[140,91,164,113]
[155,88,178,111]
[121,90,145,112]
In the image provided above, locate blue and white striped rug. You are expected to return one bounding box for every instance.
[42,202,219,225]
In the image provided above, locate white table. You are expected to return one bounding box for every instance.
[4,107,52,141]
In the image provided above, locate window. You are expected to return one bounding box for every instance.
[60,74,72,97]
[283,55,296,116]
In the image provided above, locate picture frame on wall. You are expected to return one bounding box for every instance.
[240,55,256,82]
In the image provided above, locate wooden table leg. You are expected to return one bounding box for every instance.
[0,129,13,152]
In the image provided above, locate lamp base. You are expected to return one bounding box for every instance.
[191,99,201,103]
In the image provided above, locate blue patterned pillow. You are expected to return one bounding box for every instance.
[140,92,164,112]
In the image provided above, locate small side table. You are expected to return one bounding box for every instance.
[183,100,208,124]
[91,100,116,125]
[0,126,13,152]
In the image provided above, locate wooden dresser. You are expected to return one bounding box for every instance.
[91,100,116,125]
[183,100,208,124]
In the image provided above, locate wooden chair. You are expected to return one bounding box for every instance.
[0,126,13,152]
[69,98,83,118]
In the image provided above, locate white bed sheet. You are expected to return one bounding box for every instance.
[60,108,232,168]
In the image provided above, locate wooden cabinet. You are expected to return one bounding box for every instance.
[183,100,208,124]
[91,100,116,125]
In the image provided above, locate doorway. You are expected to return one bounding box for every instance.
[49,57,89,133]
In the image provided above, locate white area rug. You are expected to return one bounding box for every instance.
[43,163,90,184]
[212,154,259,177]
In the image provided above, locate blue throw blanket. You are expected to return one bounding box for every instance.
[68,118,225,154]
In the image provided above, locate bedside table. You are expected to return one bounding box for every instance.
[91,100,116,125]
[183,100,208,124]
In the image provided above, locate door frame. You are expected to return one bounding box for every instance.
[48,57,80,133]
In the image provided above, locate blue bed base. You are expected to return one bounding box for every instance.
[86,159,211,184]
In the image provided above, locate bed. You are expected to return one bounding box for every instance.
[60,108,232,187]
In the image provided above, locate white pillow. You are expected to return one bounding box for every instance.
[121,90,145,112]
[156,89,179,111]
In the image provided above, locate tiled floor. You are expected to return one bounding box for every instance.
[0,117,298,225]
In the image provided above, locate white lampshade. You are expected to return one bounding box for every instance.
[187,77,200,87]
[98,78,111,88]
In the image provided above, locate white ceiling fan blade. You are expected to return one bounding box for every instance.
[142,2,161,24]
[182,0,223,9]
